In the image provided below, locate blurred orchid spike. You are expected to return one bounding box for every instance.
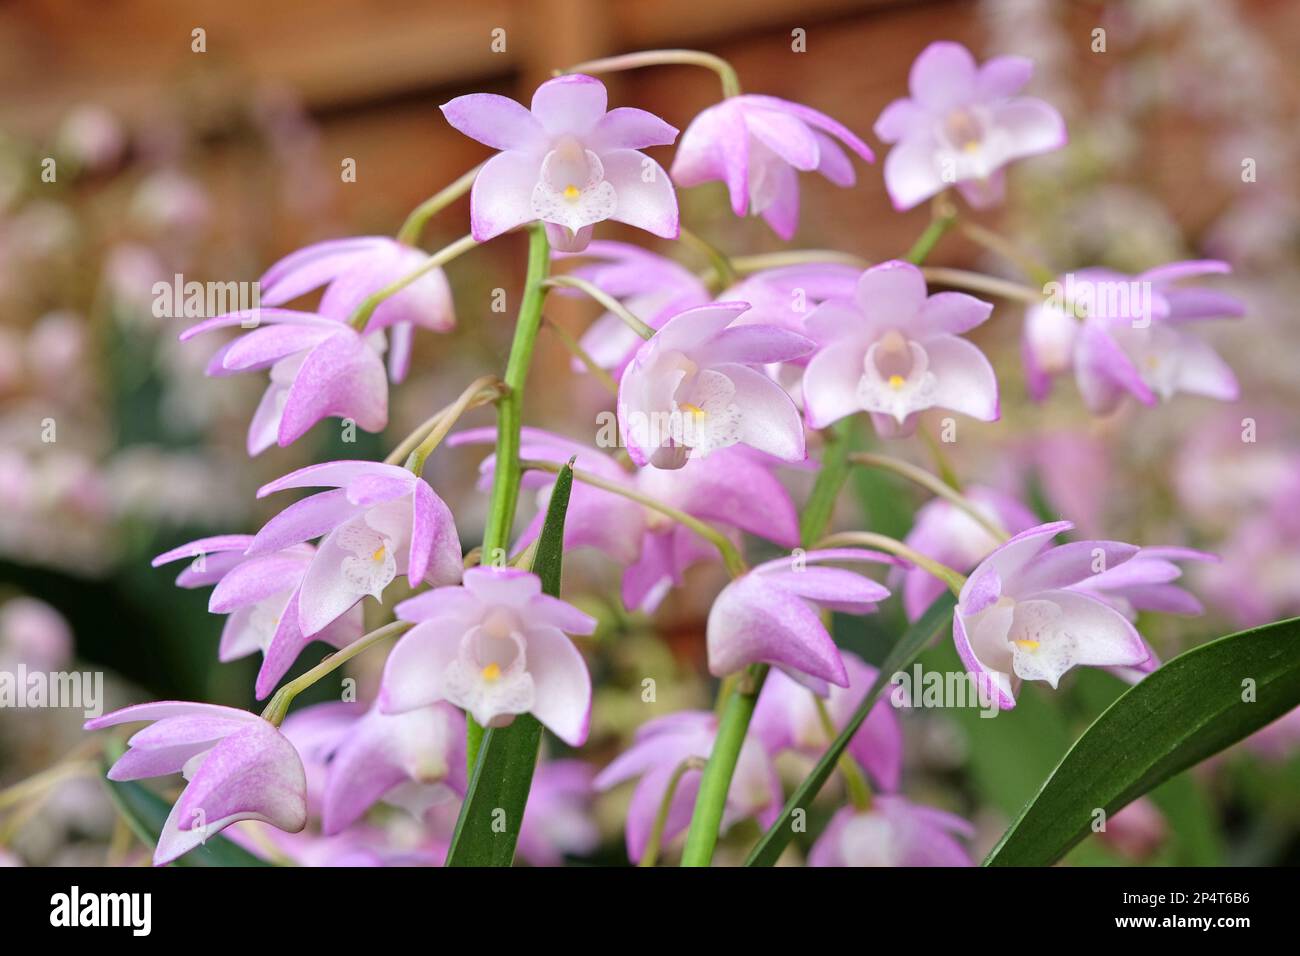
[441,74,679,252]
[810,796,974,866]
[875,41,1067,210]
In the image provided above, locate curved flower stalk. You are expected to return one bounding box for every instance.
[672,96,874,238]
[618,302,813,468]
[707,548,898,690]
[441,75,679,252]
[85,702,308,866]
[452,427,799,612]
[801,260,999,437]
[593,711,781,864]
[380,567,596,747]
[875,41,1066,210]
[952,522,1215,708]
[898,485,1038,621]
[246,462,462,674]
[258,236,455,381]
[282,700,466,835]
[1023,261,1243,413]
[181,308,390,455]
[752,651,903,792]
[152,535,365,699]
[809,796,974,866]
[558,241,711,374]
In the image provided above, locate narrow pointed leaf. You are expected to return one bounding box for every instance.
[745,592,957,866]
[985,616,1300,866]
[445,460,575,866]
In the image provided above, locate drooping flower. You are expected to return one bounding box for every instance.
[380,567,596,746]
[899,486,1037,621]
[671,95,874,239]
[801,260,998,438]
[452,427,799,612]
[751,651,902,791]
[516,759,600,867]
[1096,797,1167,861]
[0,596,73,672]
[181,308,389,455]
[1035,262,1243,415]
[247,461,463,641]
[953,522,1152,709]
[152,534,365,699]
[708,549,896,691]
[808,796,974,867]
[85,702,308,866]
[618,302,812,468]
[441,75,679,252]
[282,700,466,835]
[259,236,456,383]
[874,41,1066,210]
[558,241,710,374]
[593,711,780,864]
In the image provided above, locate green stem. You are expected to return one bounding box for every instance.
[469,224,552,768]
[542,275,654,339]
[522,459,747,578]
[559,49,741,99]
[260,621,412,726]
[679,226,737,289]
[543,315,619,394]
[402,375,507,476]
[848,452,1009,542]
[396,164,483,246]
[920,266,1043,305]
[813,696,872,811]
[905,196,957,265]
[800,422,855,547]
[816,530,967,595]
[640,756,706,867]
[961,221,1056,288]
[680,663,767,866]
[349,233,478,332]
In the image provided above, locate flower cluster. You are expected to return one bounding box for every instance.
[80,38,1258,871]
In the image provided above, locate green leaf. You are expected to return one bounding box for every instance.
[445,459,575,867]
[101,769,269,867]
[745,593,957,866]
[985,616,1300,866]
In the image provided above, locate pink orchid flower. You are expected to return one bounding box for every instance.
[618,302,813,468]
[451,427,800,613]
[593,711,781,864]
[801,260,998,438]
[152,535,365,700]
[182,308,389,456]
[516,759,600,867]
[282,700,466,835]
[380,567,596,747]
[1025,261,1242,414]
[259,235,455,383]
[898,486,1037,621]
[671,95,874,239]
[809,796,974,867]
[85,702,308,866]
[752,651,903,792]
[247,461,463,641]
[954,522,1157,709]
[557,241,710,374]
[442,74,679,252]
[874,41,1066,210]
[708,549,897,691]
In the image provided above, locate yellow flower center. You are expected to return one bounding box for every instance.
[888,374,906,390]
[563,184,581,202]
[1013,639,1041,651]
[680,402,707,418]
[480,663,502,682]
[371,546,386,562]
